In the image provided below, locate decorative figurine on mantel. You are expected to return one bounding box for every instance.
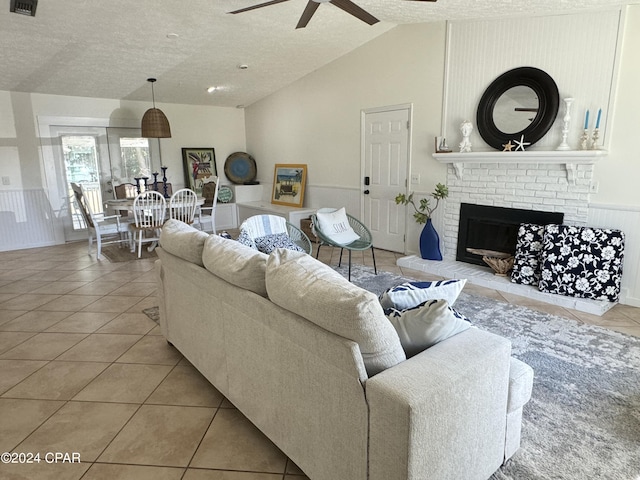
[513,134,531,152]
[502,140,515,151]
[459,120,473,153]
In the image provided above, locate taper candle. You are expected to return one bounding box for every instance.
[584,110,589,129]
[595,108,602,129]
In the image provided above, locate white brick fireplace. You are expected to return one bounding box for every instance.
[397,150,614,315]
[436,150,606,260]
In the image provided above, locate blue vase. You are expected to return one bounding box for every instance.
[419,218,442,260]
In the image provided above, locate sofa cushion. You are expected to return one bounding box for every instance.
[385,299,472,358]
[315,207,360,245]
[254,233,305,254]
[266,249,406,377]
[202,234,269,297]
[379,279,467,310]
[159,219,209,267]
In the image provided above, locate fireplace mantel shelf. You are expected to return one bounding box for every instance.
[433,150,607,183]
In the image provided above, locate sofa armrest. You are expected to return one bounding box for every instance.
[366,328,511,480]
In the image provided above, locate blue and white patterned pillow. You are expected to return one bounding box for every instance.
[236,229,256,249]
[254,233,305,255]
[385,299,472,358]
[379,279,467,311]
[538,224,625,302]
[511,223,546,286]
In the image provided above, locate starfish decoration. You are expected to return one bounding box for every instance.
[513,135,531,151]
[502,140,515,151]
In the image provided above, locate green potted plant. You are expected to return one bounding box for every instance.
[396,182,449,260]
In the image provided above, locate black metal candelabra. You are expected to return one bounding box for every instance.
[161,166,169,198]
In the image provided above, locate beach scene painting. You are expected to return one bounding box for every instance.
[271,164,307,207]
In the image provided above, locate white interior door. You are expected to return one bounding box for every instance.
[361,106,411,252]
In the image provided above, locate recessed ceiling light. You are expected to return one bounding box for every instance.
[207,86,218,93]
[237,64,249,70]
[166,33,179,39]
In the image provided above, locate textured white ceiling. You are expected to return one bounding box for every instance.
[0,0,636,107]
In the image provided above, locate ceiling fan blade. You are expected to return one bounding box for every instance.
[295,1,320,29]
[229,0,291,15]
[330,0,379,25]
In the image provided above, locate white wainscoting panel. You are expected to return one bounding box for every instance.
[300,184,361,217]
[588,203,640,306]
[0,189,57,251]
[444,9,622,151]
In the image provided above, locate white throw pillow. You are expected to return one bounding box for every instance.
[386,299,472,358]
[315,207,360,245]
[379,279,467,310]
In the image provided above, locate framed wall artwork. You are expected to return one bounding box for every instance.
[271,164,307,208]
[182,147,217,195]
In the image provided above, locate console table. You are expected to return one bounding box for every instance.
[236,201,315,229]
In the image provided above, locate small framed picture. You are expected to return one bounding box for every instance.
[271,164,307,208]
[182,148,217,195]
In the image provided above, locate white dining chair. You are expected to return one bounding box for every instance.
[169,188,198,225]
[70,182,132,258]
[195,177,219,233]
[131,190,166,258]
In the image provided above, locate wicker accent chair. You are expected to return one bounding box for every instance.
[311,209,377,281]
[239,214,312,255]
[113,183,138,199]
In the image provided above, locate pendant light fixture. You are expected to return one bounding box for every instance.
[141,78,171,138]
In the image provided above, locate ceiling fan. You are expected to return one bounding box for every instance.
[229,0,438,29]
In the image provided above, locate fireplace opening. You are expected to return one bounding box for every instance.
[457,203,564,266]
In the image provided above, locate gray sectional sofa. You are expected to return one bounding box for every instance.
[156,220,533,480]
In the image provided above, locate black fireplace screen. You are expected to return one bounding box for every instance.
[457,203,564,266]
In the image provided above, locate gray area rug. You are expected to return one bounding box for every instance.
[146,263,640,479]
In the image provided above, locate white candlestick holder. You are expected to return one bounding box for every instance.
[556,97,574,151]
[580,129,590,150]
[590,128,600,150]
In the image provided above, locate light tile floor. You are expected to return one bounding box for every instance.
[1,240,639,480]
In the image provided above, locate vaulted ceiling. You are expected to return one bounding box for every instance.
[0,0,636,107]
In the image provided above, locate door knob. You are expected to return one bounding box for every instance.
[364,190,370,195]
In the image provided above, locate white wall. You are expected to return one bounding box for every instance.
[244,6,640,304]
[0,90,246,250]
[245,22,447,252]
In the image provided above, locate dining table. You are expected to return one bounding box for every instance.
[106,196,206,253]
[107,196,205,215]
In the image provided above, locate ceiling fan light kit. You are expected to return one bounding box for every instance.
[141,78,172,138]
[229,0,437,29]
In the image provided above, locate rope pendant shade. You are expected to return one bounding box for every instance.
[141,78,171,138]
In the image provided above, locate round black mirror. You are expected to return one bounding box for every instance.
[476,67,559,150]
